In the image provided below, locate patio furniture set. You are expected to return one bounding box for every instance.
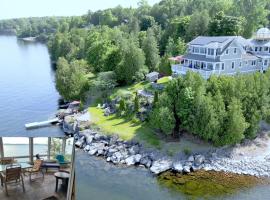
[0,155,70,196]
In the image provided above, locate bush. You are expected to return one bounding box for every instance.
[183,147,191,155]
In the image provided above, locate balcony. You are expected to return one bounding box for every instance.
[171,64,217,79]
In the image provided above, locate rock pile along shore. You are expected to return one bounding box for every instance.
[74,129,270,177]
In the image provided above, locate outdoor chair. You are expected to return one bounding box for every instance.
[0,157,15,165]
[0,164,25,196]
[56,154,70,168]
[25,159,44,181]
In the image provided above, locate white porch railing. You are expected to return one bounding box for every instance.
[172,64,216,79]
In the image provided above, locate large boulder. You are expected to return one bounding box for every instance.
[62,115,79,135]
[150,159,172,174]
[75,136,85,148]
[125,154,141,166]
[111,152,124,164]
[172,161,183,172]
[183,165,191,173]
[194,155,205,166]
[128,145,140,155]
[140,156,152,168]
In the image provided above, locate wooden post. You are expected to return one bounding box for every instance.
[67,140,75,200]
[0,137,4,159]
[48,137,51,160]
[29,137,34,164]
[62,137,66,155]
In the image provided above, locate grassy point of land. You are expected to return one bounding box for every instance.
[88,106,161,148]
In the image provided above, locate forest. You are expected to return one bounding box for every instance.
[1,0,270,145]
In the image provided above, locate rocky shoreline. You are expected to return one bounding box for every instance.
[73,125,270,177]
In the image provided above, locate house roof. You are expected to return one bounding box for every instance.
[248,39,270,47]
[242,53,258,60]
[183,53,220,62]
[146,71,159,77]
[189,36,248,49]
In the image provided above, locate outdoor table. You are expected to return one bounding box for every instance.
[0,162,32,172]
[54,171,70,192]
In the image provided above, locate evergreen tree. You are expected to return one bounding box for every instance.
[142,29,160,71]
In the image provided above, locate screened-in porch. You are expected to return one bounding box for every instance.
[0,136,75,200]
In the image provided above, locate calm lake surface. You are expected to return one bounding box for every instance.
[0,35,269,200]
[0,35,62,137]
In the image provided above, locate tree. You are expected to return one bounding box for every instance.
[153,91,159,107]
[116,37,147,84]
[208,11,245,36]
[159,55,172,76]
[134,94,139,113]
[150,107,175,135]
[142,29,160,71]
[119,99,126,113]
[186,10,210,40]
[222,98,248,145]
[56,58,88,100]
[165,37,186,56]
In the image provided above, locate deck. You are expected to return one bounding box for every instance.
[0,173,66,200]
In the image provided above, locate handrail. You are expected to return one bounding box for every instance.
[5,154,48,159]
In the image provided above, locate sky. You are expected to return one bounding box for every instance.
[0,0,161,20]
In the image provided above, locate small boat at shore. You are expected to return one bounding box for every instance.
[25,118,60,129]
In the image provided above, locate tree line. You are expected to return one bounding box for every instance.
[0,0,270,145]
[150,71,270,145]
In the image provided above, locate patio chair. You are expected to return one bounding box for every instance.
[0,157,15,165]
[0,164,25,196]
[25,159,44,181]
[56,154,70,167]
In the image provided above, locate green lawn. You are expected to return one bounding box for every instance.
[109,81,155,100]
[89,106,161,147]
[157,76,171,84]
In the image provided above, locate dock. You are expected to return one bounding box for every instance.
[25,118,60,129]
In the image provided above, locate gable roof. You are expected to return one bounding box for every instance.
[189,36,248,50]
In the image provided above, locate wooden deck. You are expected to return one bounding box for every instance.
[0,173,66,200]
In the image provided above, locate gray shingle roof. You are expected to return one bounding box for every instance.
[189,36,236,46]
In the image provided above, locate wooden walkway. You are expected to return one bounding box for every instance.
[0,173,66,200]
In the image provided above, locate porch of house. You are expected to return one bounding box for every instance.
[0,136,75,200]
[0,172,66,200]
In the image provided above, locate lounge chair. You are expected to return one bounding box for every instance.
[0,164,25,196]
[25,159,44,181]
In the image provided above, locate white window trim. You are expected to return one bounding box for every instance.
[232,61,235,69]
[221,63,225,71]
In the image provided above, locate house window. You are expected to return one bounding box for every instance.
[252,60,256,66]
[208,48,214,56]
[259,47,262,52]
[200,48,206,54]
[264,60,268,66]
[216,63,220,70]
[221,63,225,70]
[194,47,200,53]
[245,61,248,65]
[264,47,269,52]
[239,62,242,68]
[232,62,235,69]
[225,49,229,54]
[255,47,258,52]
[234,48,237,54]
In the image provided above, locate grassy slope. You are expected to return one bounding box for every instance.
[89,106,160,147]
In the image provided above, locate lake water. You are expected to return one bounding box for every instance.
[0,35,269,200]
[0,35,62,137]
